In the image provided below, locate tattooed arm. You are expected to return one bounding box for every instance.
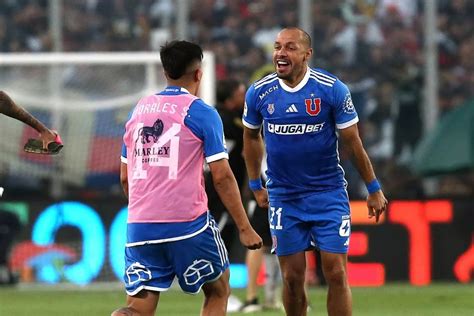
[0,90,49,132]
[0,90,58,148]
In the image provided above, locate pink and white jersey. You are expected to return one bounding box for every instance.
[123,91,209,223]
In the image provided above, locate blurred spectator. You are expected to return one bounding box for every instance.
[205,78,247,255]
[366,80,395,161]
[1,0,473,198]
[437,173,474,197]
[392,60,423,164]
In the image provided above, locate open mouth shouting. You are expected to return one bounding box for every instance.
[276,59,291,74]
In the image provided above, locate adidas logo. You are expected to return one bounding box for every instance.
[285,104,298,113]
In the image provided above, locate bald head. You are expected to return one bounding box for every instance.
[273,27,313,87]
[280,27,312,48]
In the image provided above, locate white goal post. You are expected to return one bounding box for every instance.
[0,52,216,108]
[0,52,215,195]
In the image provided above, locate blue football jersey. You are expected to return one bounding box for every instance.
[243,67,359,201]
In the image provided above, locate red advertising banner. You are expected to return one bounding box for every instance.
[0,199,472,286]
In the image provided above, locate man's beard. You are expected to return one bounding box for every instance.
[276,71,291,80]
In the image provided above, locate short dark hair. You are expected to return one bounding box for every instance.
[160,41,203,80]
[216,79,242,104]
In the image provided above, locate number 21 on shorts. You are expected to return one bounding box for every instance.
[269,207,283,230]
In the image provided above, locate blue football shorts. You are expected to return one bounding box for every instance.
[123,217,229,296]
[269,187,351,256]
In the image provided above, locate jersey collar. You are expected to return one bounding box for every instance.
[159,86,190,95]
[278,66,310,93]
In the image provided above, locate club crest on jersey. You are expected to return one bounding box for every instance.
[305,98,321,116]
[267,103,275,115]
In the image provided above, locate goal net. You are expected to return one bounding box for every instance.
[0,52,216,195]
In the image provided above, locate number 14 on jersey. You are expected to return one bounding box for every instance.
[132,122,181,180]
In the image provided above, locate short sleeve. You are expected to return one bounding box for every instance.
[242,85,262,129]
[332,79,359,129]
[121,143,127,163]
[184,100,229,163]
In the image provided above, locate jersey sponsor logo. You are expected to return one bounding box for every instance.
[134,146,170,157]
[267,103,275,114]
[136,118,164,144]
[285,104,298,113]
[267,122,325,135]
[183,259,215,285]
[132,122,181,180]
[305,98,321,116]
[126,262,152,285]
[343,93,355,114]
[259,85,279,100]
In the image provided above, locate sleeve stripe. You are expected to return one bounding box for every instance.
[206,152,229,163]
[310,70,336,82]
[242,119,261,129]
[254,72,277,86]
[254,77,279,89]
[121,156,128,164]
[336,116,359,129]
[309,75,333,87]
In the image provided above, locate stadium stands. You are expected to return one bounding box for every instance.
[1,0,472,198]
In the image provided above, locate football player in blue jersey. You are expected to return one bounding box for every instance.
[243,27,388,316]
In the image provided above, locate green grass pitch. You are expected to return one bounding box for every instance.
[0,283,473,315]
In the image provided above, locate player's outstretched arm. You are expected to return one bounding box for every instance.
[339,124,388,222]
[0,90,58,150]
[243,126,268,208]
[1,90,49,132]
[208,158,262,250]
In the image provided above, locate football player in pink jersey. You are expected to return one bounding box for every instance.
[113,40,262,316]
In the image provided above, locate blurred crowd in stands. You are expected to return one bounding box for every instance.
[1,0,472,198]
